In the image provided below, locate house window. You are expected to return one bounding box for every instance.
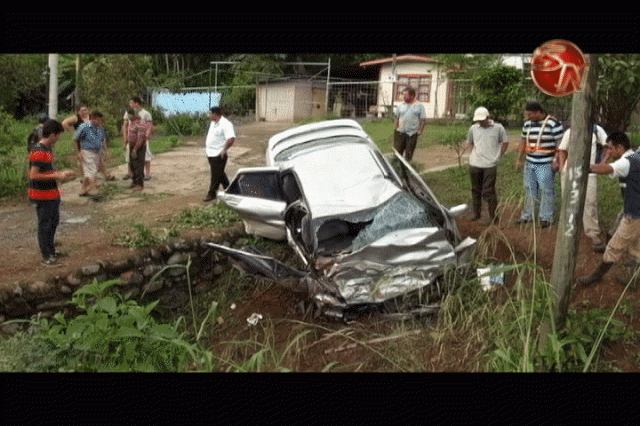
[396,75,431,103]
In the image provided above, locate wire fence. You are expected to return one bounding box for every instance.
[151,74,575,128]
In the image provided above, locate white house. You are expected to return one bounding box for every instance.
[359,54,454,119]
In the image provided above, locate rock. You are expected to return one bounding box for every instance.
[143,264,163,278]
[169,267,186,277]
[142,279,163,294]
[108,258,134,274]
[167,253,188,265]
[60,285,73,294]
[29,281,52,294]
[171,239,190,251]
[66,273,82,287]
[12,285,23,297]
[81,263,101,276]
[119,270,144,286]
[1,323,21,335]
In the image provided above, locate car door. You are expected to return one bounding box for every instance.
[218,167,288,240]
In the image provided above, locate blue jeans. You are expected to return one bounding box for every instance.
[521,161,555,222]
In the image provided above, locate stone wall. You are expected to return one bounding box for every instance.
[0,226,246,324]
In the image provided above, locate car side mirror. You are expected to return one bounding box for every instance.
[447,204,468,218]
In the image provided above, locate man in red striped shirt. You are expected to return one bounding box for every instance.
[28,120,75,266]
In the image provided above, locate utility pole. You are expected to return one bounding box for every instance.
[48,54,58,119]
[539,54,599,349]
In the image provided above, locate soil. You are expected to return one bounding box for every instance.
[2,121,639,371]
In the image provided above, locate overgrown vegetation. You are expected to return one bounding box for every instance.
[0,279,216,372]
[2,118,640,371]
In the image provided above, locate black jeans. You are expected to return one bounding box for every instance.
[394,130,418,161]
[34,199,60,259]
[469,166,498,218]
[130,143,146,187]
[207,154,230,198]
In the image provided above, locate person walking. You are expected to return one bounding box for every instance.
[555,122,608,252]
[204,107,235,202]
[578,132,640,287]
[62,105,91,183]
[73,111,108,197]
[515,102,564,228]
[28,120,75,266]
[394,87,426,161]
[465,107,509,224]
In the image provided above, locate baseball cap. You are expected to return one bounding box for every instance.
[473,107,490,122]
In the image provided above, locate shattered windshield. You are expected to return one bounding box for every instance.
[350,191,437,252]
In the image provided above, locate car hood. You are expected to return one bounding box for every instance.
[284,142,401,220]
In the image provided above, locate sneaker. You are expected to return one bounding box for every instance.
[41,256,62,267]
[123,174,132,180]
[144,175,152,181]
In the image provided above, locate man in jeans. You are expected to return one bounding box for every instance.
[394,87,426,161]
[204,107,236,202]
[28,120,75,266]
[515,102,564,228]
[466,107,509,224]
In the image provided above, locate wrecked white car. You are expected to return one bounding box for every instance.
[209,119,475,320]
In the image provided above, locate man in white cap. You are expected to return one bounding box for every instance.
[465,107,508,223]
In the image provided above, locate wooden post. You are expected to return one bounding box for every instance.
[539,54,599,349]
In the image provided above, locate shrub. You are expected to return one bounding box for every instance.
[29,279,212,372]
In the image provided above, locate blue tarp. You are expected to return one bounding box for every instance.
[151,91,222,117]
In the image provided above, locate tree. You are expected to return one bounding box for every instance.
[468,64,524,123]
[79,54,153,120]
[0,54,48,116]
[595,54,640,132]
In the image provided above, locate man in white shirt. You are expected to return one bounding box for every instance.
[579,131,640,287]
[554,123,608,252]
[466,107,508,224]
[204,107,235,202]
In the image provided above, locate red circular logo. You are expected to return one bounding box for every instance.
[531,40,587,97]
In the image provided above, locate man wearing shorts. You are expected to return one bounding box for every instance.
[73,111,107,197]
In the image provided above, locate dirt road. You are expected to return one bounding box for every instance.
[0,121,295,289]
